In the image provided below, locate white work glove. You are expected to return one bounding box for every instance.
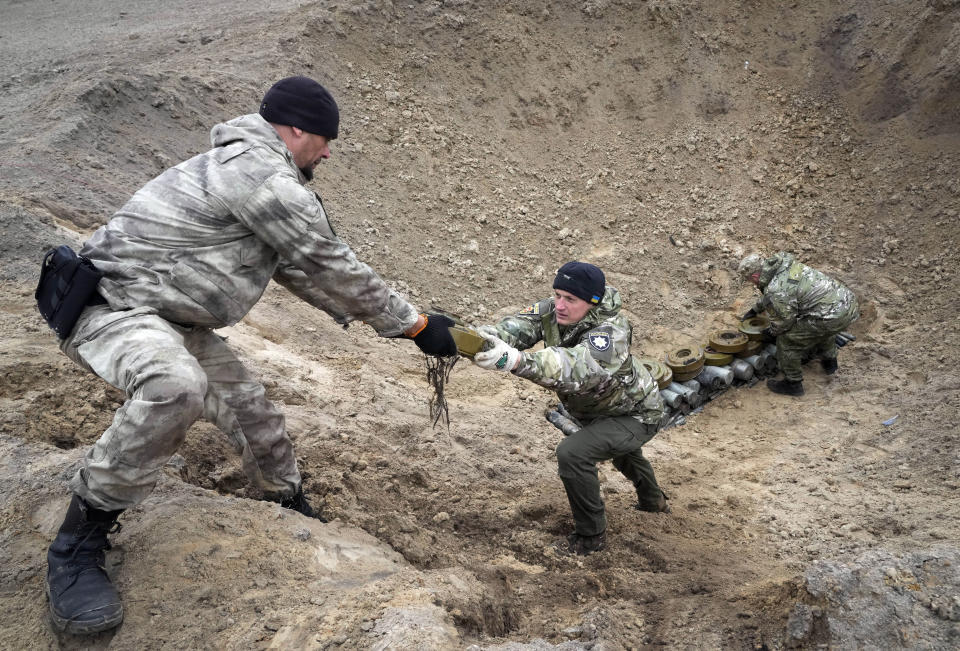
[473,332,522,372]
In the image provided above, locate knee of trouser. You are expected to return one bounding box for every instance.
[138,366,207,424]
[556,438,587,473]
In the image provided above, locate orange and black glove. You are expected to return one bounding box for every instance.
[405,313,457,357]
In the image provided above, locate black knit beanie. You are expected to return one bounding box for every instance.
[259,76,339,140]
[553,261,606,305]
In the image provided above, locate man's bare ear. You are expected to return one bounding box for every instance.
[291,126,304,137]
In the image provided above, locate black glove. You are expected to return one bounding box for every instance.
[761,327,776,343]
[409,313,458,357]
[740,307,758,321]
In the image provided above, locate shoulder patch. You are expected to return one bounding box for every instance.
[787,262,803,283]
[588,331,611,352]
[518,302,540,316]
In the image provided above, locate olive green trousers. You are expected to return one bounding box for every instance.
[776,309,858,381]
[555,415,662,536]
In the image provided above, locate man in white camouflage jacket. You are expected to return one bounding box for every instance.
[44,76,457,635]
[472,262,668,556]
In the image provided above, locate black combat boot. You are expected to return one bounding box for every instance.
[821,358,838,375]
[564,531,606,556]
[636,490,671,513]
[767,378,805,396]
[46,494,124,634]
[278,487,328,522]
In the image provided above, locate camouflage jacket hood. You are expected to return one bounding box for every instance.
[753,251,859,335]
[80,113,417,334]
[757,251,795,290]
[485,287,664,424]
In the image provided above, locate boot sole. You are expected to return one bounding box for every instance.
[766,379,805,396]
[637,504,671,513]
[45,579,123,635]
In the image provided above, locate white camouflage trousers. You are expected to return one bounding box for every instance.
[60,304,301,511]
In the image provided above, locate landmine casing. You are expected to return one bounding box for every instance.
[448,325,487,359]
[735,339,763,358]
[640,358,674,390]
[738,316,771,341]
[697,364,734,390]
[758,349,778,375]
[659,388,684,409]
[708,330,748,354]
[659,364,673,388]
[703,345,734,366]
[681,378,714,403]
[666,346,705,382]
[730,358,755,380]
[667,381,703,407]
[743,354,764,372]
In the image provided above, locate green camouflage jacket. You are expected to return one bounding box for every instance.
[485,287,664,424]
[751,252,859,335]
[80,113,417,335]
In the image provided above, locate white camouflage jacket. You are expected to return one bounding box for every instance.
[80,113,418,335]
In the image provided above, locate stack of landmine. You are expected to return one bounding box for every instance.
[640,316,778,430]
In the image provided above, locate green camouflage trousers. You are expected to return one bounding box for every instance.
[556,415,663,536]
[776,310,859,381]
[60,304,301,511]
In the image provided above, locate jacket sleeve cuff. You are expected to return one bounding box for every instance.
[369,292,419,337]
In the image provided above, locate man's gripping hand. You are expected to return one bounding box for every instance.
[473,333,521,372]
[406,313,458,357]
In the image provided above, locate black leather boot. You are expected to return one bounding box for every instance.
[564,531,607,556]
[636,490,671,513]
[46,494,124,634]
[278,487,328,522]
[821,358,838,375]
[767,378,805,396]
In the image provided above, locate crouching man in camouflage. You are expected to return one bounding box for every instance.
[471,262,668,556]
[738,251,859,396]
[43,76,456,635]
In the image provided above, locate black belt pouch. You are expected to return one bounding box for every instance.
[35,245,104,339]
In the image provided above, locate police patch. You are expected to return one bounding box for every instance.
[588,332,611,351]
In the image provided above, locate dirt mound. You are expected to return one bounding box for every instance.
[0,0,958,649]
[818,2,960,134]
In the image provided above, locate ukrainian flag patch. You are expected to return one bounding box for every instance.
[518,303,540,315]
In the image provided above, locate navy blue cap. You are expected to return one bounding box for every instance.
[553,261,605,304]
[259,76,339,140]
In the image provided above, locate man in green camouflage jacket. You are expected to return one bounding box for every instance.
[43,76,456,635]
[738,251,859,396]
[472,262,668,556]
